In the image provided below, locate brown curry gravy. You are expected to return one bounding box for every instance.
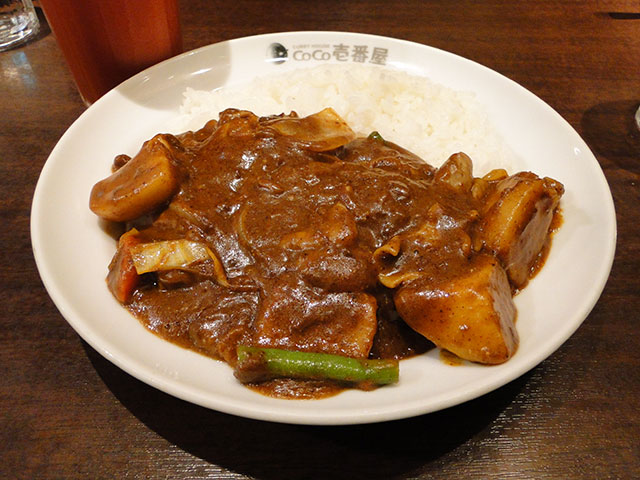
[105,109,562,399]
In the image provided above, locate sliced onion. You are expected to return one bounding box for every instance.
[130,240,229,286]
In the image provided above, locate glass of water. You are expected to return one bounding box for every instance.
[0,0,39,51]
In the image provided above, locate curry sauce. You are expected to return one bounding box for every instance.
[90,108,563,398]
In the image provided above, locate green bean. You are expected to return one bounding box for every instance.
[368,131,385,143]
[235,346,399,389]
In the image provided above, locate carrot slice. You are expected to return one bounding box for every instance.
[107,229,141,303]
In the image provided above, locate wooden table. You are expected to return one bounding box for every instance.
[2,1,639,478]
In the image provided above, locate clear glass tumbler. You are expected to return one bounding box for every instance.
[0,0,39,51]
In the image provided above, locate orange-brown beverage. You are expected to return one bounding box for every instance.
[40,0,182,105]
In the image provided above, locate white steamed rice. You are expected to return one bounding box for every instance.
[176,64,514,174]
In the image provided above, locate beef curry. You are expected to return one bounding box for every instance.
[89,108,563,398]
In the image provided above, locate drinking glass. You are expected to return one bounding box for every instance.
[39,0,182,105]
[0,0,39,51]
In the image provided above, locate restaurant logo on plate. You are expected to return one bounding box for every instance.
[267,42,390,65]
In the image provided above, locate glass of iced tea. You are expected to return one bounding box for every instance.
[39,0,182,105]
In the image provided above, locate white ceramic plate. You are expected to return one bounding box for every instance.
[31,32,616,425]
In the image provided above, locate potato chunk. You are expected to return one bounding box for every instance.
[480,172,564,288]
[89,134,180,222]
[394,254,518,364]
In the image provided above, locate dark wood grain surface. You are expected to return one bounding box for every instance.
[2,1,639,478]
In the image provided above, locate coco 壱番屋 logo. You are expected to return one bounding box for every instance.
[267,42,390,66]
